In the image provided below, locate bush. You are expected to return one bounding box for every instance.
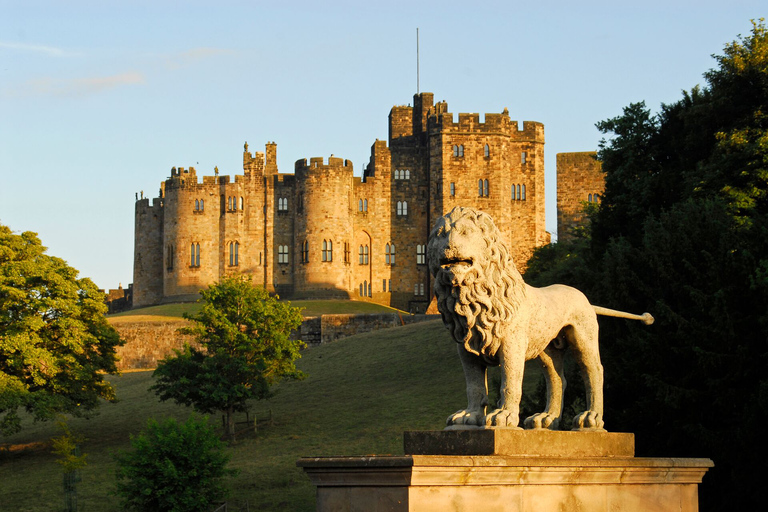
[114,416,236,512]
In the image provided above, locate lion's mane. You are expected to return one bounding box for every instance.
[431,208,527,361]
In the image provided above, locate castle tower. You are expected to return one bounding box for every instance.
[293,156,355,297]
[133,196,164,307]
[556,152,604,242]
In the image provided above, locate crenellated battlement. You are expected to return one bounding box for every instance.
[295,156,354,173]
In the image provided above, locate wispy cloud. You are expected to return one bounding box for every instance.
[164,47,234,70]
[0,41,76,57]
[7,71,145,98]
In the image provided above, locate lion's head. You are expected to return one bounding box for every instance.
[428,207,526,360]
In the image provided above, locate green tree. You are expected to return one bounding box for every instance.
[0,224,123,436]
[152,277,305,439]
[51,416,87,512]
[114,416,236,512]
[526,20,768,510]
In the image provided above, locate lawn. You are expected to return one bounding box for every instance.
[0,320,544,511]
[108,299,398,321]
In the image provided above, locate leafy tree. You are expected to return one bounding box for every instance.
[152,277,305,439]
[0,224,123,436]
[526,20,768,510]
[114,416,236,512]
[51,416,87,512]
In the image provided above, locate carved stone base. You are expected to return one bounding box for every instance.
[297,431,713,512]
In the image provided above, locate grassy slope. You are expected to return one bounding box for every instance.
[0,320,541,511]
[107,299,398,321]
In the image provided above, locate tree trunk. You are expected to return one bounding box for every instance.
[226,406,236,441]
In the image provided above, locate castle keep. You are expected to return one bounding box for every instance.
[134,92,598,312]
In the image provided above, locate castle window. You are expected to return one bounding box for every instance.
[420,283,425,296]
[522,185,526,201]
[227,197,233,211]
[484,144,490,158]
[190,243,200,267]
[358,199,363,212]
[453,145,464,157]
[458,145,464,157]
[385,243,396,265]
[414,283,425,296]
[200,199,204,211]
[240,197,244,210]
[416,244,426,265]
[358,245,369,265]
[278,197,288,212]
[588,193,593,203]
[452,145,459,157]
[364,199,368,212]
[344,242,350,263]
[229,241,239,266]
[359,283,363,296]
[479,179,489,197]
[195,199,199,211]
[405,169,410,180]
[521,151,527,164]
[302,240,309,263]
[363,280,369,297]
[383,279,387,292]
[395,169,410,180]
[396,201,408,216]
[322,240,333,262]
[388,279,391,292]
[394,170,400,180]
[278,245,289,264]
[450,182,455,196]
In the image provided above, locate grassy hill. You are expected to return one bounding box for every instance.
[108,299,399,323]
[0,320,541,511]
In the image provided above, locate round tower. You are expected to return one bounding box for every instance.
[293,156,354,297]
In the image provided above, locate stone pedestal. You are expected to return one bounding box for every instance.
[297,430,713,512]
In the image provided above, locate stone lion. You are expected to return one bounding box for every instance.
[428,207,652,431]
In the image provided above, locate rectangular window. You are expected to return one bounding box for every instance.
[416,244,426,265]
[383,279,387,292]
[521,151,527,164]
[450,182,455,196]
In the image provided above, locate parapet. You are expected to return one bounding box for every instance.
[295,156,354,173]
[429,107,544,142]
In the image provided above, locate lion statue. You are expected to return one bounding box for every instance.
[428,206,652,431]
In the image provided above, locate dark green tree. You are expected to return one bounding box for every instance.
[0,224,123,436]
[151,277,305,439]
[114,416,236,512]
[525,20,768,510]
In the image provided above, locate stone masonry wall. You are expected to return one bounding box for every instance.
[556,152,604,242]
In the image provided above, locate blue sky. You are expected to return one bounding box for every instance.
[0,1,763,289]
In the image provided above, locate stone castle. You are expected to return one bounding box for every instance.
[133,92,602,312]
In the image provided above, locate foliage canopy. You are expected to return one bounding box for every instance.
[0,224,123,436]
[114,416,236,512]
[526,20,768,510]
[151,277,305,438]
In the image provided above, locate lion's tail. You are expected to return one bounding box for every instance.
[593,306,654,325]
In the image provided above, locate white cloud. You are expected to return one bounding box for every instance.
[8,71,146,98]
[0,41,75,57]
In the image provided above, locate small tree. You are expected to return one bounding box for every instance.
[51,416,87,512]
[114,416,235,512]
[0,224,123,437]
[152,277,305,439]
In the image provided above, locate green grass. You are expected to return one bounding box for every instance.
[109,299,397,321]
[0,320,542,511]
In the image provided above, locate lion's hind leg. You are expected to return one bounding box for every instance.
[524,343,565,430]
[567,320,606,431]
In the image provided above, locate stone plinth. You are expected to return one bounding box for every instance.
[297,431,713,512]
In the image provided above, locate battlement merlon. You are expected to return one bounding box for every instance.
[134,196,164,212]
[430,111,544,142]
[243,141,277,176]
[294,156,354,174]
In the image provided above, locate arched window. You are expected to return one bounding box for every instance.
[227,197,233,210]
[458,145,464,157]
[358,199,363,212]
[383,279,387,291]
[363,199,368,212]
[390,243,395,265]
[322,240,333,262]
[522,184,526,201]
[397,201,408,216]
[385,243,390,265]
[452,145,459,157]
[240,197,244,210]
[484,144,490,158]
[229,241,239,266]
[484,179,489,197]
[394,170,400,180]
[478,179,483,196]
[190,243,200,267]
[302,240,309,263]
[359,283,363,296]
[363,280,368,297]
[195,199,199,211]
[200,199,204,211]
[364,245,369,265]
[404,169,410,180]
[588,193,593,203]
[517,184,521,201]
[594,193,599,202]
[450,182,455,196]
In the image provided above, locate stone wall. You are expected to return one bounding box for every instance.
[110,313,440,369]
[556,152,604,242]
[111,318,195,370]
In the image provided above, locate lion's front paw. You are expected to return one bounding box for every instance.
[572,410,605,431]
[484,408,522,429]
[523,412,560,430]
[446,409,484,427]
